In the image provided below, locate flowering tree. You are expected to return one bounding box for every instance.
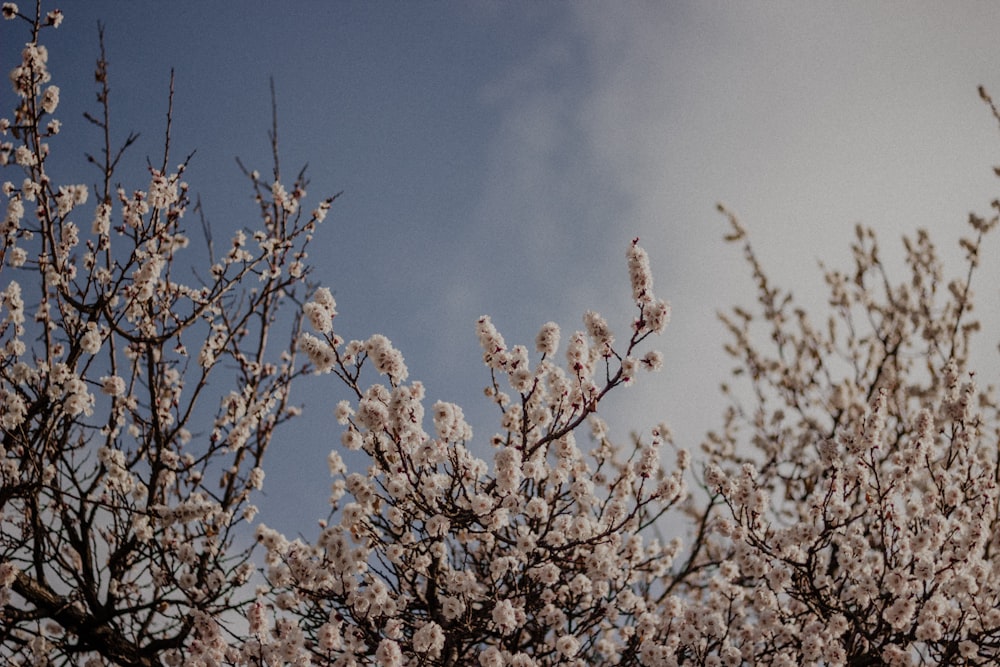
[5,2,1000,666]
[0,4,334,665]
[671,196,1000,666]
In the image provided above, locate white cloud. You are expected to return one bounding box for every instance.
[473,2,1000,450]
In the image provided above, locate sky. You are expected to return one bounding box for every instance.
[7,2,1000,538]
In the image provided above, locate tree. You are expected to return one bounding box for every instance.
[1,4,333,665]
[3,3,1000,666]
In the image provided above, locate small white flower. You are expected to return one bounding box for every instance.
[40,85,59,114]
[99,375,125,397]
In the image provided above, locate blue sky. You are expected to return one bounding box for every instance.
[9,2,1000,537]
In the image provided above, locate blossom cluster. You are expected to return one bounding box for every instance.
[250,234,679,666]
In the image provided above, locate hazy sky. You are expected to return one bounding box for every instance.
[9,2,1000,537]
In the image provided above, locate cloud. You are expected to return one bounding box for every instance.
[471,1,1000,450]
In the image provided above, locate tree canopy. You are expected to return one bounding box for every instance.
[3,3,1000,665]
